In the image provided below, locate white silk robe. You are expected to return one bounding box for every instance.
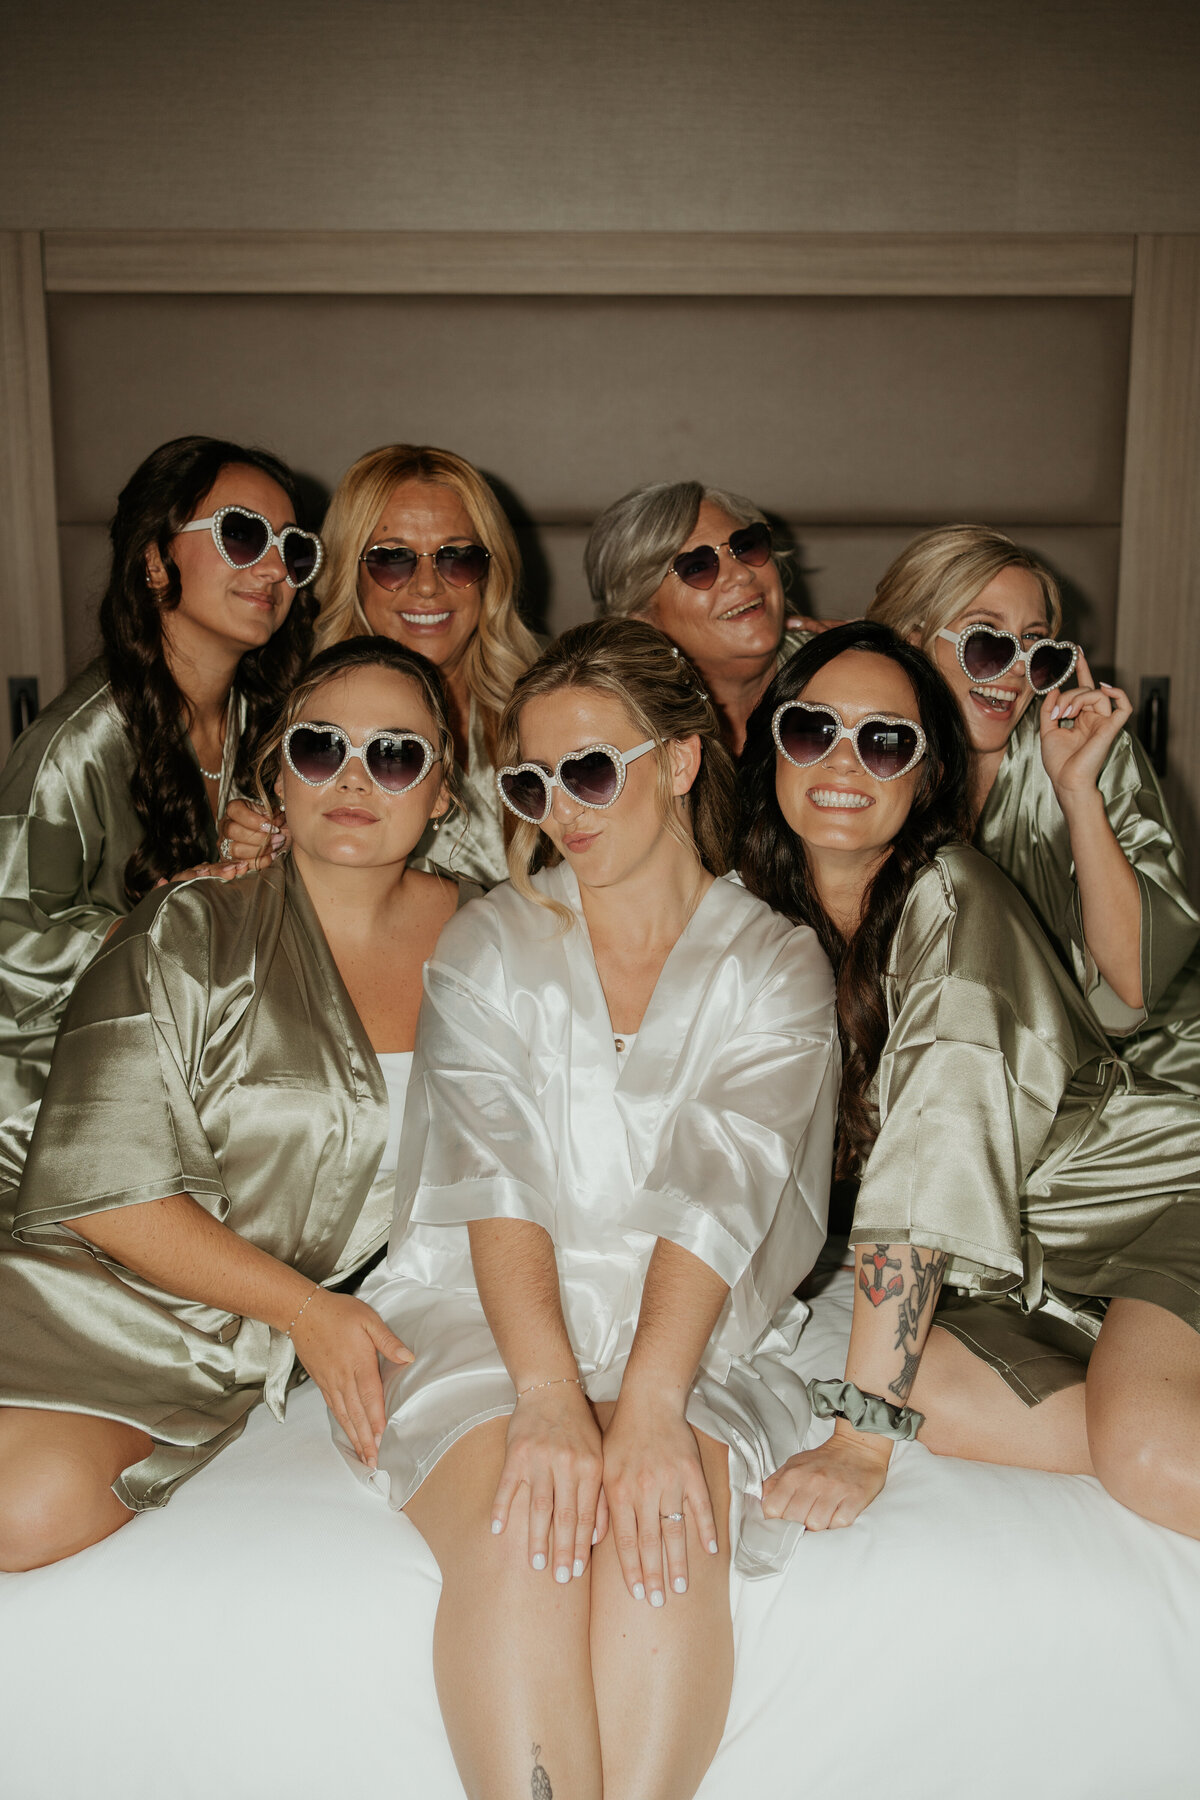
[338,862,840,1576]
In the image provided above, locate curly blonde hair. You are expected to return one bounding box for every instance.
[498,618,737,927]
[313,444,540,758]
[868,524,1063,653]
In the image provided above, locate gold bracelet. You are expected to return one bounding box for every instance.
[284,1285,320,1340]
[517,1374,582,1399]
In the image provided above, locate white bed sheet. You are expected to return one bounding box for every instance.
[2,1270,1197,1799]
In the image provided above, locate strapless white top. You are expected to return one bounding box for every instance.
[375,1051,414,1186]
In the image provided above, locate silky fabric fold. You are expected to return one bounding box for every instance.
[408,696,508,889]
[0,661,240,1124]
[976,706,1200,1090]
[335,863,841,1578]
[850,845,1200,1395]
[0,858,396,1507]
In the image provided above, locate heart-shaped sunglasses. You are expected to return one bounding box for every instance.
[283,723,440,795]
[497,740,656,824]
[937,625,1078,694]
[179,506,324,589]
[359,541,491,593]
[670,520,773,590]
[773,701,927,781]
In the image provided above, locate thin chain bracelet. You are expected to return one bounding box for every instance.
[517,1374,582,1398]
[284,1285,320,1340]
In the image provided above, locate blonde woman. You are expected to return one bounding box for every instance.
[335,620,838,1800]
[868,524,1200,1092]
[223,444,540,887]
[586,480,799,754]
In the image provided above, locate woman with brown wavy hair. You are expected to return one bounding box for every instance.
[738,620,1200,1541]
[335,618,839,1800]
[223,443,540,887]
[0,435,320,1126]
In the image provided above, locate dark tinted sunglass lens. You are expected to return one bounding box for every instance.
[778,707,839,766]
[500,769,550,821]
[288,727,345,783]
[218,509,269,566]
[859,721,919,779]
[672,545,721,590]
[436,544,490,588]
[729,521,772,567]
[282,530,318,586]
[1028,643,1075,692]
[959,628,1015,682]
[365,735,427,792]
[362,546,418,589]
[560,749,621,808]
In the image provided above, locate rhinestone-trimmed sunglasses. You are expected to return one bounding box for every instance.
[670,520,773,590]
[359,540,491,593]
[773,701,927,781]
[179,506,324,588]
[937,625,1078,694]
[497,740,656,824]
[283,723,440,795]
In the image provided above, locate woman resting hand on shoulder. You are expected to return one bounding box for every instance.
[0,637,473,1569]
[337,619,839,1800]
[738,620,1200,1540]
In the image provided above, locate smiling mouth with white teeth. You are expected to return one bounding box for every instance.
[969,684,1019,713]
[399,610,452,625]
[717,596,764,621]
[808,788,874,810]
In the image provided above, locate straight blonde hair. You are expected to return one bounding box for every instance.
[498,619,737,928]
[313,445,540,758]
[868,524,1063,654]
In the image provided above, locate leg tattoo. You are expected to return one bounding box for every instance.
[531,1743,553,1800]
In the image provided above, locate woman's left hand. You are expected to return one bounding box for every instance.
[761,1430,891,1530]
[1039,651,1133,802]
[601,1393,718,1605]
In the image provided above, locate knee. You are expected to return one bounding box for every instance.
[1088,1414,1195,1524]
[0,1443,124,1572]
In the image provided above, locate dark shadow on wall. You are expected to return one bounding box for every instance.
[482,470,552,638]
[761,511,816,619]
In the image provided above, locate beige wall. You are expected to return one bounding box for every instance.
[2,2,1198,236]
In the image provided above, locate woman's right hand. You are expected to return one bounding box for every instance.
[219,797,289,867]
[491,1382,605,1583]
[289,1290,414,1471]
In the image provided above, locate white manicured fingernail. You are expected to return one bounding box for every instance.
[532,1553,546,1570]
[633,1582,645,1600]
[708,1538,719,1554]
[491,1519,502,1535]
[555,1565,570,1584]
[650,1590,665,1608]
[573,1558,585,1578]
[673,1576,687,1593]
[591,1528,598,1545]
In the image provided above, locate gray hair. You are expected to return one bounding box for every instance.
[585,481,774,620]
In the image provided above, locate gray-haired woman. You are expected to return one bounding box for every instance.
[586,481,798,754]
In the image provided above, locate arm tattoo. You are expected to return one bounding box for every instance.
[859,1244,904,1308]
[531,1744,553,1800]
[886,1247,948,1402]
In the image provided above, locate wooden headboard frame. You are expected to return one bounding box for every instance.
[2,230,1197,879]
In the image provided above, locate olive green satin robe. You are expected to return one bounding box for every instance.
[0,858,392,1508]
[850,846,1200,1388]
[976,708,1200,1091]
[409,697,508,890]
[0,661,236,1123]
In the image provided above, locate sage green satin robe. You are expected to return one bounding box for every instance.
[410,697,508,890]
[976,708,1200,1091]
[850,846,1200,1387]
[0,660,237,1124]
[0,858,392,1508]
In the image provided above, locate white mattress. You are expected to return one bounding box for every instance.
[2,1269,1197,1799]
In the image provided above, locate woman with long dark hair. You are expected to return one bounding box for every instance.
[739,620,1200,1538]
[0,435,320,1123]
[0,636,472,1569]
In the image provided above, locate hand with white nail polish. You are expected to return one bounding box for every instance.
[218,797,291,869]
[600,1390,717,1607]
[489,1378,605,1581]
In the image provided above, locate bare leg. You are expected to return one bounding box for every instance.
[1086,1297,1200,1537]
[589,1404,734,1800]
[909,1326,1093,1473]
[0,1407,152,1571]
[405,1417,603,1800]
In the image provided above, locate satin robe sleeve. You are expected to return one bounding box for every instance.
[403,918,560,1234]
[850,850,1094,1289]
[1068,731,1200,1036]
[11,892,228,1241]
[626,930,838,1292]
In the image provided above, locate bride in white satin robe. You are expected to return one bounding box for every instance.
[333,618,838,1800]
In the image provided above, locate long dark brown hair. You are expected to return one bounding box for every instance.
[737,621,971,1175]
[98,435,317,900]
